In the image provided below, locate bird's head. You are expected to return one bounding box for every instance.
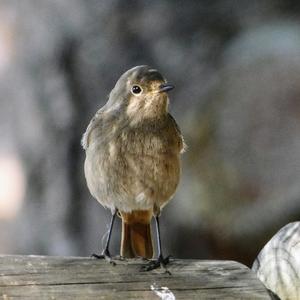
[107,65,174,121]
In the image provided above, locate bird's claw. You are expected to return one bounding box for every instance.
[141,255,172,274]
[91,250,116,266]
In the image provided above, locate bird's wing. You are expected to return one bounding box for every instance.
[168,113,187,153]
[81,107,104,150]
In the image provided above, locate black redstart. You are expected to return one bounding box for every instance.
[82,65,185,270]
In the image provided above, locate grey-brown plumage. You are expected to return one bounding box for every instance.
[82,65,184,262]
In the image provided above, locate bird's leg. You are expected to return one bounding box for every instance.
[92,210,117,264]
[141,215,172,274]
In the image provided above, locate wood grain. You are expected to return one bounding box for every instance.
[0,255,274,299]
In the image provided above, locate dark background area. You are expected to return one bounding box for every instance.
[1,0,300,267]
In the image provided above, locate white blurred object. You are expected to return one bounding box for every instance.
[0,153,26,220]
[252,222,300,300]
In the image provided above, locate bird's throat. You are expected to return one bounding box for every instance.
[126,95,169,122]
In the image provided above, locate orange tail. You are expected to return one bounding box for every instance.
[120,210,153,259]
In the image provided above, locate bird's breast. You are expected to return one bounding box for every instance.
[84,117,182,209]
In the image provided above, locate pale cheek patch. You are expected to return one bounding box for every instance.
[126,95,144,116]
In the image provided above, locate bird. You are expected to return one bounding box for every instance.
[82,65,185,270]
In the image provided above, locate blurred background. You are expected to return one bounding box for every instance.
[1,0,300,267]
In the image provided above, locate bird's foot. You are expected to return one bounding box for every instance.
[141,255,172,274]
[114,255,127,261]
[138,256,151,262]
[91,249,116,266]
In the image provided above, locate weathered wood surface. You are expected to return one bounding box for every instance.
[0,255,273,299]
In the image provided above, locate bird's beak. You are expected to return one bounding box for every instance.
[159,83,175,93]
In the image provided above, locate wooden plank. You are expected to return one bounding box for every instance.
[0,255,273,299]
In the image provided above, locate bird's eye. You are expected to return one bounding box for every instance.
[131,85,142,95]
